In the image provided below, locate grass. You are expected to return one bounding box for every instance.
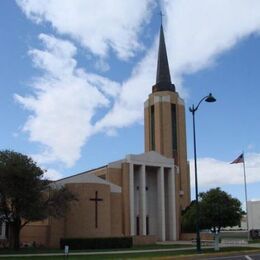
[0,246,259,259]
[249,239,260,244]
[0,243,193,255]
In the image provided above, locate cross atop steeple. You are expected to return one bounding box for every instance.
[158,10,164,25]
[152,24,175,93]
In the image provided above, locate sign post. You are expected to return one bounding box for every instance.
[64,245,69,259]
[214,231,220,251]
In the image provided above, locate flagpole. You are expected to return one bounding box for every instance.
[242,152,250,241]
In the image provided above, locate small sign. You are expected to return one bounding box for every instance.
[64,245,69,255]
[214,232,220,251]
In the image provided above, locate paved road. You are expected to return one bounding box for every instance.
[207,253,260,260]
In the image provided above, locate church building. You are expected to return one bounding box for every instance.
[18,25,191,248]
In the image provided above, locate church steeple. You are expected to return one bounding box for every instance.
[152,25,175,93]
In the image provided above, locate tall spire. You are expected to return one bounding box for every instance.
[152,25,175,92]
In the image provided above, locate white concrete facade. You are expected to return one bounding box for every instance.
[126,151,177,241]
[248,201,260,230]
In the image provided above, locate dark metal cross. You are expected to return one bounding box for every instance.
[89,191,103,228]
[158,10,165,25]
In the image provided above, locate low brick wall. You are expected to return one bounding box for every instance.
[132,235,157,245]
[20,225,49,247]
[0,239,8,248]
[180,232,214,241]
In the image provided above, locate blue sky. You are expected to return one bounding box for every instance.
[1,0,260,205]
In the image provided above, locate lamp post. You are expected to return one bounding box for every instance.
[189,93,216,253]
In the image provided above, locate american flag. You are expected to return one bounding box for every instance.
[230,153,244,164]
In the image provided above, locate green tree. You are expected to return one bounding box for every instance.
[182,187,243,233]
[181,201,209,232]
[181,201,197,232]
[0,150,76,250]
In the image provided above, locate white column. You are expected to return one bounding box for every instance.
[157,166,166,241]
[139,164,147,235]
[129,163,135,236]
[168,167,176,240]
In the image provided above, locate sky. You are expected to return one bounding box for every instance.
[1,0,260,205]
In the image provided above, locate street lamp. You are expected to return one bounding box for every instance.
[189,93,216,252]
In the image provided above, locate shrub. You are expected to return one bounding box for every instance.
[60,237,133,250]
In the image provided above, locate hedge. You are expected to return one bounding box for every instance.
[60,237,133,250]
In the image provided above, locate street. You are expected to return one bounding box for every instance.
[208,253,260,260]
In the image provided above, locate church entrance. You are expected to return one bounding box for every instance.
[135,215,149,236]
[131,160,177,241]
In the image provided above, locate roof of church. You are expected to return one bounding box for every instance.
[53,166,121,193]
[109,151,175,168]
[152,25,175,93]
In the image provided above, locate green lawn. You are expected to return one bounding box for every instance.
[0,243,193,255]
[0,247,259,260]
[249,240,260,244]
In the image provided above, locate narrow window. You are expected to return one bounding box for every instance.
[6,223,9,238]
[171,104,177,151]
[146,216,149,235]
[150,105,155,150]
[136,216,140,235]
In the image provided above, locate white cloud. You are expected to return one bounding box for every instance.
[16,0,155,60]
[94,49,157,132]
[165,0,260,77]
[15,0,260,168]
[94,59,110,73]
[15,34,120,167]
[251,198,260,202]
[190,153,260,188]
[44,168,62,180]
